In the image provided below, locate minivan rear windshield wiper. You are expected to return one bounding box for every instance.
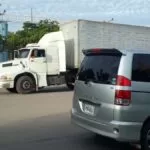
[84,78,114,85]
[84,78,97,84]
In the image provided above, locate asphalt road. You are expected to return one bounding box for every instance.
[0,86,139,150]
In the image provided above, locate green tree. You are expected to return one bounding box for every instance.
[5,19,60,50]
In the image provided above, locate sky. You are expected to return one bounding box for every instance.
[0,0,150,32]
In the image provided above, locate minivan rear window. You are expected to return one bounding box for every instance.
[78,54,121,85]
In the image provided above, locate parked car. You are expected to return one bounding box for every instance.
[71,48,150,150]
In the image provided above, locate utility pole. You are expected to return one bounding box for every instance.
[0,3,7,51]
[0,4,6,20]
[31,8,33,23]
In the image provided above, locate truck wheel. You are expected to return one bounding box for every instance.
[65,71,75,90]
[16,76,36,94]
[141,122,150,150]
[6,88,17,93]
[65,76,74,90]
[66,83,74,90]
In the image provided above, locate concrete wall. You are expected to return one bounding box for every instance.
[78,20,150,64]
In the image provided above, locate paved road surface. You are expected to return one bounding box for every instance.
[0,86,139,150]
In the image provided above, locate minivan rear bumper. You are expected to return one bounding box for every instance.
[71,108,142,142]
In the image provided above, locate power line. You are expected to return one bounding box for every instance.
[0,4,47,23]
[2,14,47,23]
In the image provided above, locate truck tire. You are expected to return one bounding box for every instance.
[16,76,36,94]
[65,72,75,90]
[6,88,17,93]
[141,121,150,150]
[66,83,74,90]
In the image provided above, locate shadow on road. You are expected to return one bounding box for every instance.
[0,112,139,150]
[37,86,72,94]
[0,85,72,95]
[92,135,139,150]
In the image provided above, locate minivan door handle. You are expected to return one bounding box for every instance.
[110,87,114,90]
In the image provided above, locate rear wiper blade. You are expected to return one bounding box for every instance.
[84,79,113,85]
[84,78,97,84]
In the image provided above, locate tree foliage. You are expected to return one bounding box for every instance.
[5,19,60,50]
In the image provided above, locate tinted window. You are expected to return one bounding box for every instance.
[132,54,150,82]
[31,49,45,58]
[78,54,121,85]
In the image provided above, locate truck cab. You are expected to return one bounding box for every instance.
[0,31,68,94]
[0,47,47,93]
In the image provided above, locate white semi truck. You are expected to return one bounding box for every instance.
[1,19,150,94]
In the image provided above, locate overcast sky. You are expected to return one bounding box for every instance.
[0,0,150,31]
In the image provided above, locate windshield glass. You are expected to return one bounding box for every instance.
[18,49,30,58]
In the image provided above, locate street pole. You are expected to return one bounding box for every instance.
[31,8,33,23]
[0,4,7,52]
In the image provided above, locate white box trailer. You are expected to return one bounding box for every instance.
[61,20,150,69]
[1,19,150,94]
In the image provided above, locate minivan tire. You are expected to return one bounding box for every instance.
[141,122,150,150]
[16,76,36,94]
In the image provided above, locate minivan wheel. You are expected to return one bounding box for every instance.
[141,122,150,150]
[16,76,36,94]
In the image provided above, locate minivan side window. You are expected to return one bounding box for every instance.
[132,54,150,82]
[77,54,121,85]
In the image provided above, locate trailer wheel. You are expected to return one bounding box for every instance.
[6,88,17,93]
[66,83,74,90]
[16,76,36,94]
[65,71,75,90]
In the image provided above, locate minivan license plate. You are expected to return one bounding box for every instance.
[83,104,95,116]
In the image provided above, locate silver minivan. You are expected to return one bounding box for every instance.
[71,48,150,150]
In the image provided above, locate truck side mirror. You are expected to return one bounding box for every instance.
[14,50,18,59]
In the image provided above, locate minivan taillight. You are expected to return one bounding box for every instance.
[116,75,131,86]
[115,75,131,106]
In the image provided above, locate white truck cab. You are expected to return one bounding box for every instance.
[0,31,69,94]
